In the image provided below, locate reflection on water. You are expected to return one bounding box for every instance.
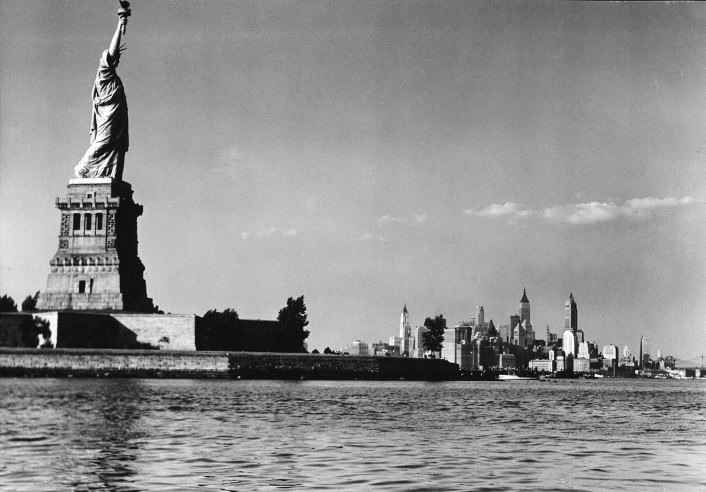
[1,378,705,490]
[1,379,148,491]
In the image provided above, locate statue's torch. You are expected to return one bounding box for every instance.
[118,0,131,34]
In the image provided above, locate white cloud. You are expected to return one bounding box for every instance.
[475,202,530,218]
[468,197,695,225]
[377,214,427,227]
[544,201,619,224]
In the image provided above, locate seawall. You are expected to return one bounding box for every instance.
[0,348,459,381]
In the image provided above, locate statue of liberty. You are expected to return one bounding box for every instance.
[74,3,131,180]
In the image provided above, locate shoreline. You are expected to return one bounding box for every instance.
[0,348,459,381]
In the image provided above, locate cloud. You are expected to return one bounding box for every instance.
[468,197,695,225]
[475,202,529,218]
[543,202,619,224]
[377,214,428,227]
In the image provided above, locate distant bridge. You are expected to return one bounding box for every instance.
[674,355,704,369]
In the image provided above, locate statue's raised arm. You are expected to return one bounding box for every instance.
[74,4,131,181]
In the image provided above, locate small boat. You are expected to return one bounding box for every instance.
[498,374,539,381]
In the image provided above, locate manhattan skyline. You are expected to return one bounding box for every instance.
[1,1,704,357]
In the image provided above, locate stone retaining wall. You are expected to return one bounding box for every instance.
[0,349,458,380]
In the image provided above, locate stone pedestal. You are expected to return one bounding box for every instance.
[37,178,154,312]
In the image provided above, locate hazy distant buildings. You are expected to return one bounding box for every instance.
[440,305,501,370]
[499,353,515,369]
[529,359,553,372]
[545,325,558,345]
[349,340,369,355]
[603,344,619,368]
[371,340,397,356]
[573,357,590,373]
[578,341,591,359]
[414,326,427,358]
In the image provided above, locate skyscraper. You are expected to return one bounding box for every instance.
[393,304,415,357]
[513,288,534,347]
[565,293,578,332]
[400,304,411,338]
[519,288,530,324]
[639,334,651,369]
[562,329,577,357]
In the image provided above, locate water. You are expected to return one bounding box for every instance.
[1,378,704,491]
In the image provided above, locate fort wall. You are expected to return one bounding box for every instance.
[0,348,459,380]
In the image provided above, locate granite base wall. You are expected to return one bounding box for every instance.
[110,313,196,350]
[4,312,197,351]
[0,349,459,380]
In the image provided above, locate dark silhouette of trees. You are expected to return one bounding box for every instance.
[422,315,446,357]
[0,295,18,312]
[323,346,333,354]
[196,308,239,350]
[195,298,310,353]
[277,296,310,353]
[21,291,40,312]
[24,317,52,348]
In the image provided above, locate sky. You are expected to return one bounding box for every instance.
[1,1,705,360]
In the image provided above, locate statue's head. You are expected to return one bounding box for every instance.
[114,44,126,67]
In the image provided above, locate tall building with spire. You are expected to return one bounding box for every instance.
[519,288,530,325]
[400,304,411,338]
[390,304,415,357]
[565,293,578,332]
[639,334,651,369]
[512,288,534,347]
[476,306,485,328]
[562,293,580,357]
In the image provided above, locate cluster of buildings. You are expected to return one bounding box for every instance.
[348,305,427,357]
[346,289,678,376]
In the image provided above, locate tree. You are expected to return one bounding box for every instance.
[26,318,52,348]
[196,308,239,350]
[422,315,446,357]
[323,346,333,354]
[0,295,18,312]
[277,296,310,353]
[311,348,320,354]
[21,291,40,312]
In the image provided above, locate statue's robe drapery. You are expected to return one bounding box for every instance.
[75,50,129,180]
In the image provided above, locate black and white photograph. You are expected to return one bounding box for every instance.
[1,1,705,489]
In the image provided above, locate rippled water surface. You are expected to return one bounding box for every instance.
[1,378,705,490]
